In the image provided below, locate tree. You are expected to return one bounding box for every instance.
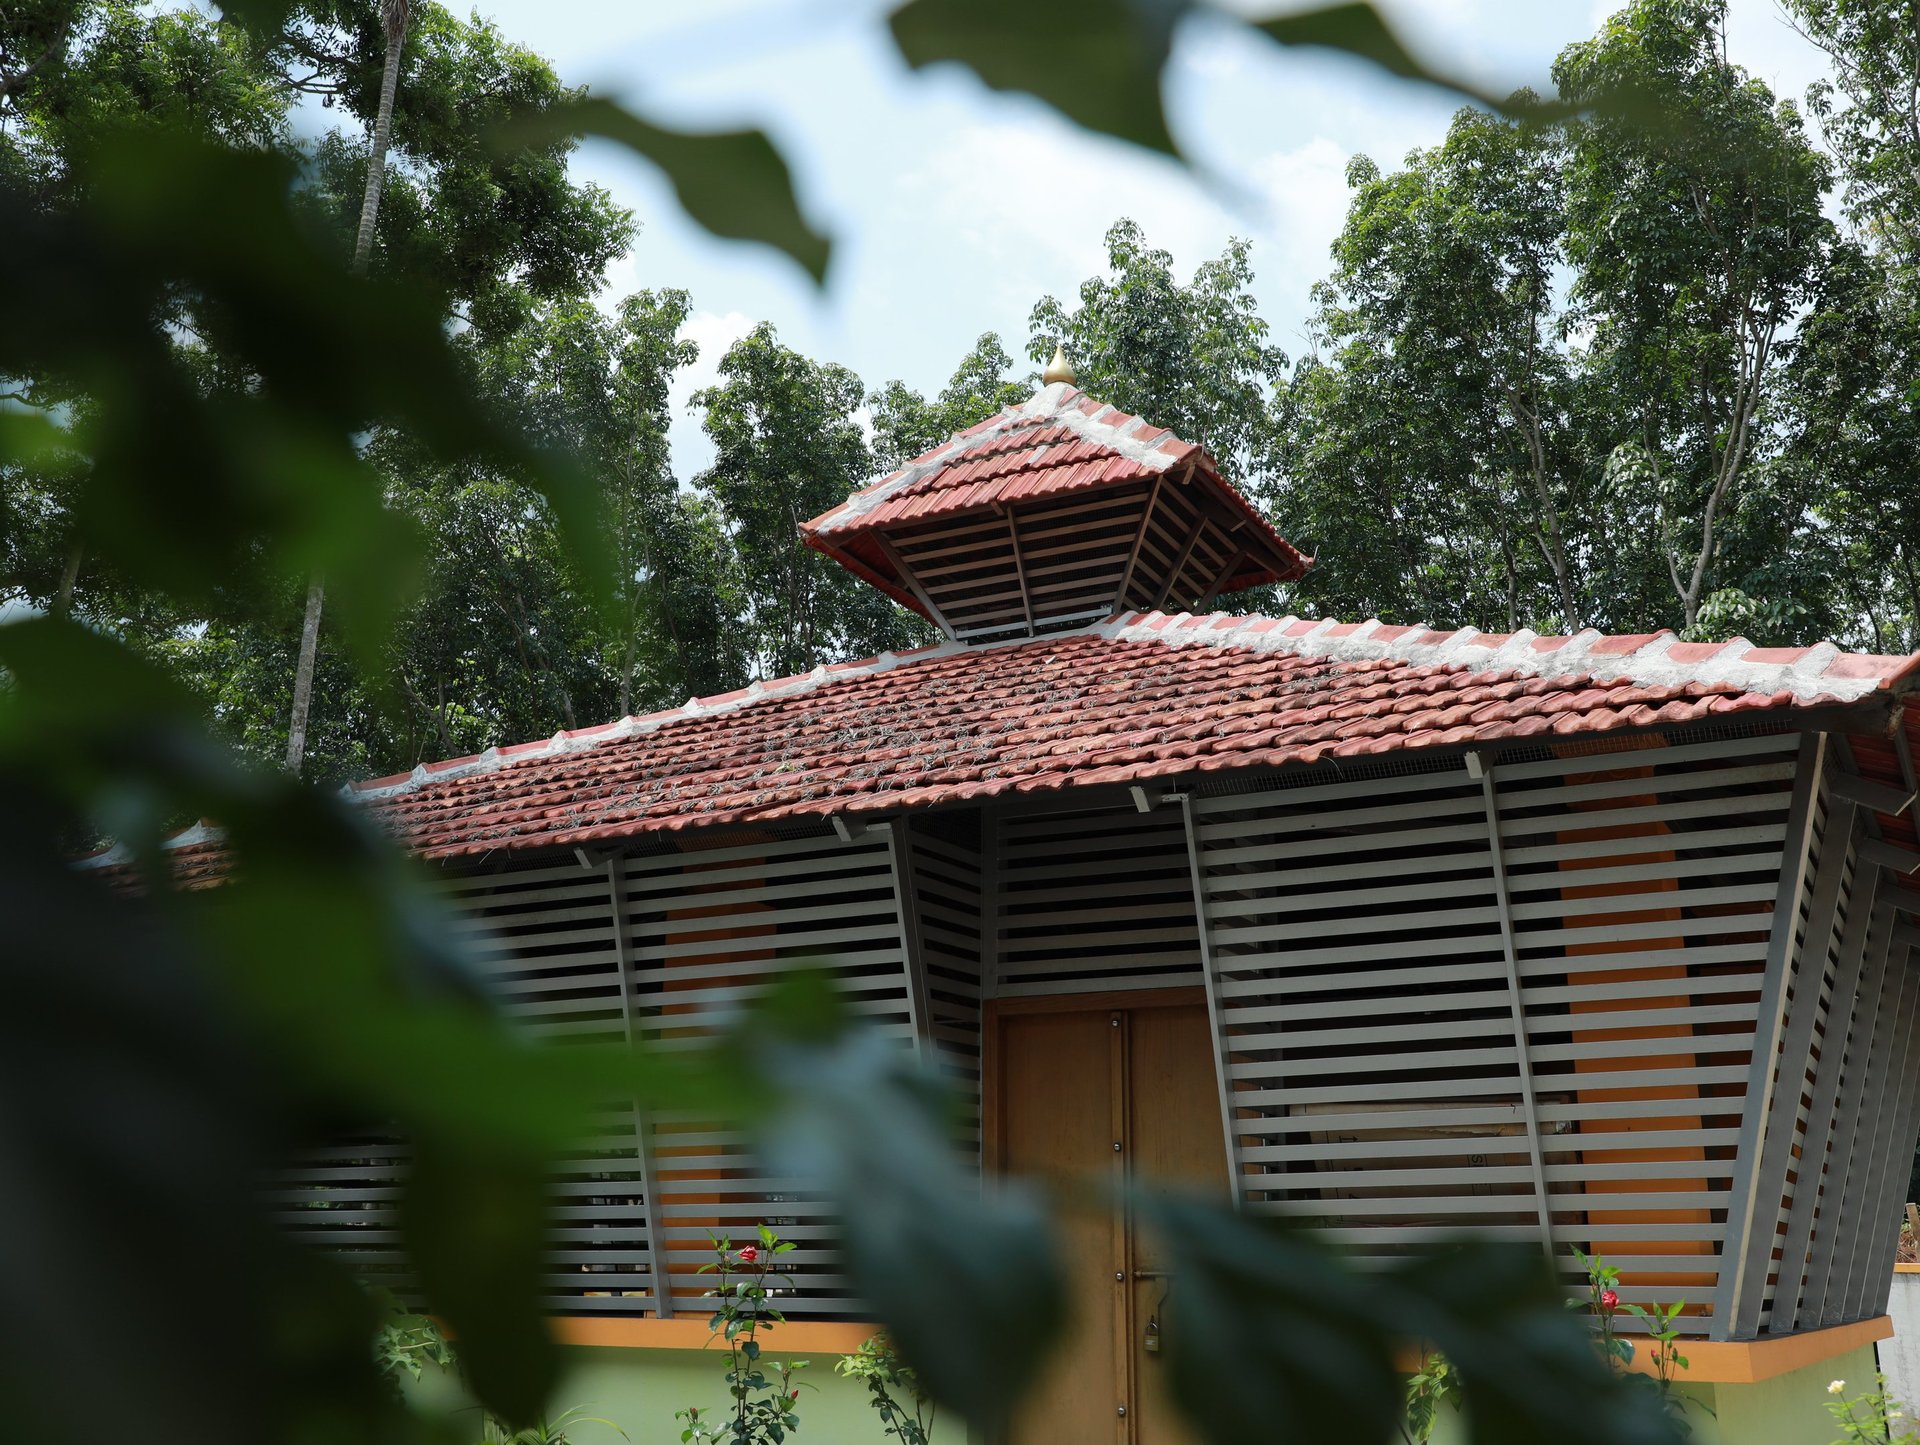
[1026,219,1289,495]
[1289,108,1583,631]
[284,0,638,774]
[1554,0,1833,630]
[0,1,287,202]
[1280,0,1844,642]
[0,0,637,778]
[1775,0,1920,660]
[695,323,929,677]
[457,286,746,716]
[1786,0,1920,268]
[285,0,410,775]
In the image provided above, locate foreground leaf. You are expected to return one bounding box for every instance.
[501,98,831,283]
[889,0,1185,156]
[1139,1193,1402,1443]
[1137,1195,1682,1445]
[743,977,1065,1430]
[404,1142,559,1427]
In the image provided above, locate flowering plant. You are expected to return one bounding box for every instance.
[1571,1247,1700,1437]
[676,1226,809,1445]
[1826,1376,1920,1444]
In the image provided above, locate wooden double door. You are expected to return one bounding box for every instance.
[987,992,1229,1445]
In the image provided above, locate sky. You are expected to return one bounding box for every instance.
[462,0,1838,475]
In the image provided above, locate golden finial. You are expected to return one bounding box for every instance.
[1043,342,1075,386]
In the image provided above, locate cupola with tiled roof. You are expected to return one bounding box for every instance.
[802,368,1310,644]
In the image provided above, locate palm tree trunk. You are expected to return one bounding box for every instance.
[284,0,410,777]
[351,10,407,277]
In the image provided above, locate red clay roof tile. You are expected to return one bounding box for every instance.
[103,610,1920,883]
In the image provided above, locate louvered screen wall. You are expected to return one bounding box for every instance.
[1729,767,1857,1336]
[1188,731,1810,1337]
[887,483,1156,642]
[277,858,664,1314]
[276,827,928,1320]
[279,722,1920,1342]
[623,828,913,1316]
[901,813,989,1161]
[989,803,1202,996]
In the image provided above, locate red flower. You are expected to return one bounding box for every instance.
[789,1390,799,1401]
[1599,1289,1619,1310]
[738,1244,759,1264]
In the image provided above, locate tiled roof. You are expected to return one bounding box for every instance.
[106,610,1920,886]
[801,382,1309,586]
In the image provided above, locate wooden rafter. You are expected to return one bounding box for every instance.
[1153,508,1209,611]
[873,531,959,637]
[1112,475,1163,615]
[1196,547,1246,613]
[1001,505,1036,635]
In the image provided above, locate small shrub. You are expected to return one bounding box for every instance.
[837,1334,936,1444]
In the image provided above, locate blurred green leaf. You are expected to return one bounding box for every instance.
[1251,3,1509,108]
[889,0,1185,157]
[0,782,414,1445]
[1391,1246,1678,1445]
[501,98,830,283]
[1139,1193,1402,1444]
[0,618,744,1153]
[404,1142,560,1427]
[1137,1195,1683,1445]
[886,0,1611,163]
[743,976,1065,1430]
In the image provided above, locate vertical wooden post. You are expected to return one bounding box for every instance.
[883,818,934,1067]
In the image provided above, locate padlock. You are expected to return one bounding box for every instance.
[1143,1314,1161,1354]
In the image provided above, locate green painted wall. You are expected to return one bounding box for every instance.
[409,1345,898,1445]
[1423,1345,1880,1445]
[1691,1344,1879,1445]
[410,1338,1879,1445]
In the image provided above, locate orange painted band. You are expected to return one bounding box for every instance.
[551,1317,883,1354]
[1398,1317,1891,1387]
[554,1314,1888,1385]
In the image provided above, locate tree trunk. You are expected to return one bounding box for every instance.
[52,541,82,619]
[284,0,410,777]
[283,577,325,773]
[350,14,406,278]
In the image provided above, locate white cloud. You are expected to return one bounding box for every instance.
[668,309,755,481]
[896,118,1258,319]
[1249,137,1355,268]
